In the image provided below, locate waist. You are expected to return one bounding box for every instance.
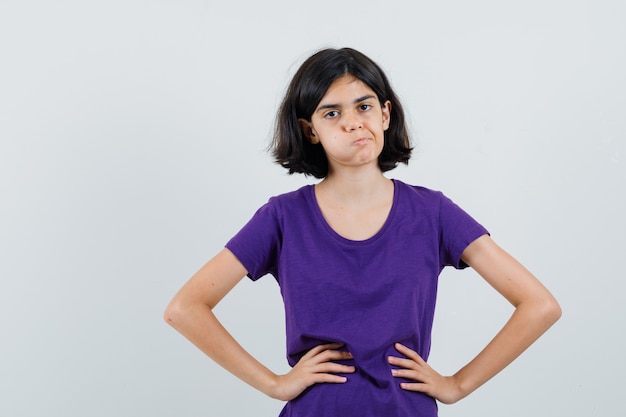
[281,372,438,417]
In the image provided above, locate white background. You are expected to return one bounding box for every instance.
[1,1,624,416]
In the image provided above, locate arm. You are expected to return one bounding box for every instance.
[389,234,561,404]
[164,248,354,401]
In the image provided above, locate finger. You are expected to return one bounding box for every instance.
[314,349,354,363]
[394,343,427,365]
[302,343,344,359]
[387,355,420,370]
[390,368,424,381]
[313,362,356,375]
[310,342,346,354]
[399,382,430,393]
[311,373,349,384]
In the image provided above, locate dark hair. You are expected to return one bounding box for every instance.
[271,47,412,178]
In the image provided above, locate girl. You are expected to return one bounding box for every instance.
[164,47,561,417]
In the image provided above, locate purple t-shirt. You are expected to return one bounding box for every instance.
[226,179,488,417]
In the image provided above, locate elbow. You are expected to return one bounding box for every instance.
[539,295,562,328]
[549,298,562,324]
[163,295,214,330]
[163,298,185,328]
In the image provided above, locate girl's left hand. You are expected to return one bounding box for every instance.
[388,343,464,404]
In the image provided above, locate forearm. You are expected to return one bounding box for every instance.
[447,235,562,399]
[165,301,279,397]
[452,297,561,399]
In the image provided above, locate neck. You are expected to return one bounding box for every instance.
[317,165,391,205]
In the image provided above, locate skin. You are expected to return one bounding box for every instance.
[164,74,562,404]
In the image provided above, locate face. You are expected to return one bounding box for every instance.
[299,75,391,174]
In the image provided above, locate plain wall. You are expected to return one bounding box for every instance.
[1,0,624,416]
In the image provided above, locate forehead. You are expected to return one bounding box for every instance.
[319,75,378,103]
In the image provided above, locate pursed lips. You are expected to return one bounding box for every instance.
[352,137,370,145]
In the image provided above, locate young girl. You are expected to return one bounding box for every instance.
[164,47,561,417]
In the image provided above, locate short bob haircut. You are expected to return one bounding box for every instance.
[271,47,412,179]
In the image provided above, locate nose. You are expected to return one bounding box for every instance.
[342,111,363,131]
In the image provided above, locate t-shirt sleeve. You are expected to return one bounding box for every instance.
[438,193,489,269]
[225,199,282,281]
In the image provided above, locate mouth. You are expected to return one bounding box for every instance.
[352,138,370,146]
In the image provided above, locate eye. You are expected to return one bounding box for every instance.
[324,110,339,119]
[358,104,372,112]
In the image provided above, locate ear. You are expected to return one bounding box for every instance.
[298,118,319,144]
[382,100,392,131]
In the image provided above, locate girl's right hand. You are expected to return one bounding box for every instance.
[268,343,355,401]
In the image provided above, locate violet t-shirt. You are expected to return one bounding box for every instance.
[225,179,488,417]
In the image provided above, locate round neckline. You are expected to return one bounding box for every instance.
[308,178,399,246]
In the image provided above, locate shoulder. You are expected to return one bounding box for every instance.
[393,179,446,206]
[227,186,314,252]
[258,185,314,218]
[266,185,312,206]
[269,185,312,202]
[393,180,479,224]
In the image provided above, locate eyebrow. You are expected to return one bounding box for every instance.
[316,95,376,112]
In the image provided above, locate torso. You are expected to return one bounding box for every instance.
[226,180,489,417]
